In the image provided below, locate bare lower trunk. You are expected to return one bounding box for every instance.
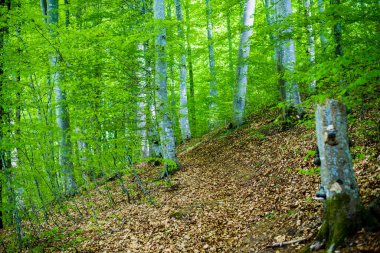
[310,99,361,252]
[154,0,179,169]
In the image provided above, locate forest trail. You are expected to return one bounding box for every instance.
[9,114,379,253]
[70,117,324,253]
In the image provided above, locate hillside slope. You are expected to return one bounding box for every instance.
[72,113,379,252]
[3,112,379,252]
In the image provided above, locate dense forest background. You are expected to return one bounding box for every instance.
[0,0,379,251]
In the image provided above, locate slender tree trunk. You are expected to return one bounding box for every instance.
[231,0,256,127]
[175,0,191,140]
[43,0,77,195]
[264,0,279,62]
[304,0,316,90]
[205,0,218,129]
[0,0,11,229]
[226,9,234,88]
[144,42,162,158]
[331,0,343,57]
[148,93,162,157]
[184,0,196,135]
[137,43,150,158]
[154,0,179,169]
[317,0,328,50]
[275,0,302,114]
[311,99,361,252]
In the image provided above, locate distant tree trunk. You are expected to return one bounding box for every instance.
[166,1,178,133]
[175,0,191,141]
[205,0,218,130]
[226,8,234,89]
[311,99,361,252]
[144,43,162,158]
[43,0,77,195]
[0,0,11,229]
[136,43,150,158]
[330,0,343,57]
[264,0,278,62]
[275,0,302,115]
[64,0,69,28]
[304,0,316,90]
[231,0,256,127]
[184,0,196,135]
[317,0,328,50]
[154,0,179,170]
[148,93,162,158]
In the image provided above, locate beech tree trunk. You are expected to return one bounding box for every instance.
[304,0,316,90]
[275,0,302,112]
[226,8,234,89]
[312,99,361,252]
[175,0,191,141]
[331,0,343,57]
[317,0,328,50]
[184,0,196,135]
[205,0,218,129]
[43,0,77,195]
[231,0,256,127]
[137,43,150,158]
[154,0,179,169]
[0,0,11,229]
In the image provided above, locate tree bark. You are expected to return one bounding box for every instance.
[154,0,179,170]
[304,0,316,90]
[226,8,234,89]
[275,0,302,112]
[331,0,343,57]
[44,0,77,195]
[0,0,11,229]
[175,0,191,141]
[184,0,196,135]
[137,43,150,158]
[317,0,328,50]
[205,0,218,130]
[311,99,361,252]
[231,0,256,127]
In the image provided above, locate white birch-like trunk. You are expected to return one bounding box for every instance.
[137,43,150,158]
[264,0,278,62]
[275,0,302,110]
[205,0,218,129]
[304,0,316,89]
[154,0,178,166]
[148,95,162,157]
[317,0,328,50]
[226,9,234,88]
[231,0,256,127]
[175,0,191,140]
[46,0,77,195]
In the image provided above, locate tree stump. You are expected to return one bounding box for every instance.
[312,99,361,252]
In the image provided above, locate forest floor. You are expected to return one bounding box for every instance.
[2,110,380,253]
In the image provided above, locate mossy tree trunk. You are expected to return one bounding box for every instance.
[312,99,361,252]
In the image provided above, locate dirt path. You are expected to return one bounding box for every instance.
[74,123,324,253]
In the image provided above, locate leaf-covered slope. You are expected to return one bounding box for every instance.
[8,113,379,253]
